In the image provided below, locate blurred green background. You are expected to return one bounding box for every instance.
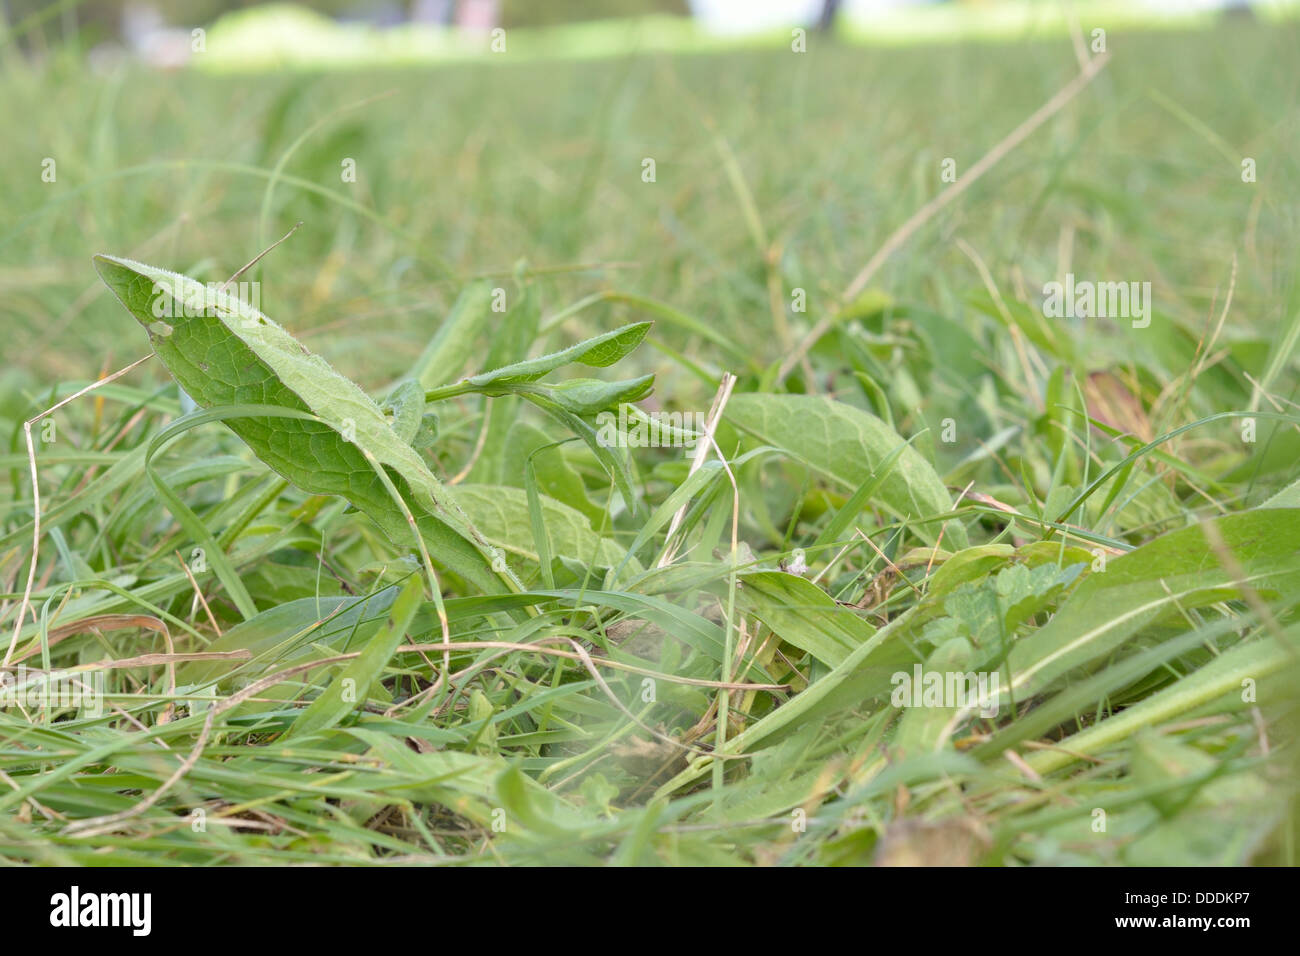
[2,0,1296,448]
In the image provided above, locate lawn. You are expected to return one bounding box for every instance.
[1,13,1297,864]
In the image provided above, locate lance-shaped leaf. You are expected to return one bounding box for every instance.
[517,375,655,417]
[461,322,651,389]
[406,280,492,390]
[93,254,518,597]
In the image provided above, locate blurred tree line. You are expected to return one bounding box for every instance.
[501,0,688,26]
[2,0,691,39]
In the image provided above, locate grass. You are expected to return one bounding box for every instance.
[0,14,1298,865]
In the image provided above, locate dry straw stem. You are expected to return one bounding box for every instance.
[657,371,737,566]
[7,613,170,664]
[5,355,153,667]
[20,649,251,674]
[779,51,1111,381]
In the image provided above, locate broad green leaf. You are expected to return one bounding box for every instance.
[454,484,626,570]
[923,544,1015,598]
[93,254,518,597]
[1260,477,1300,509]
[811,434,916,549]
[726,394,967,548]
[493,764,604,841]
[143,407,279,620]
